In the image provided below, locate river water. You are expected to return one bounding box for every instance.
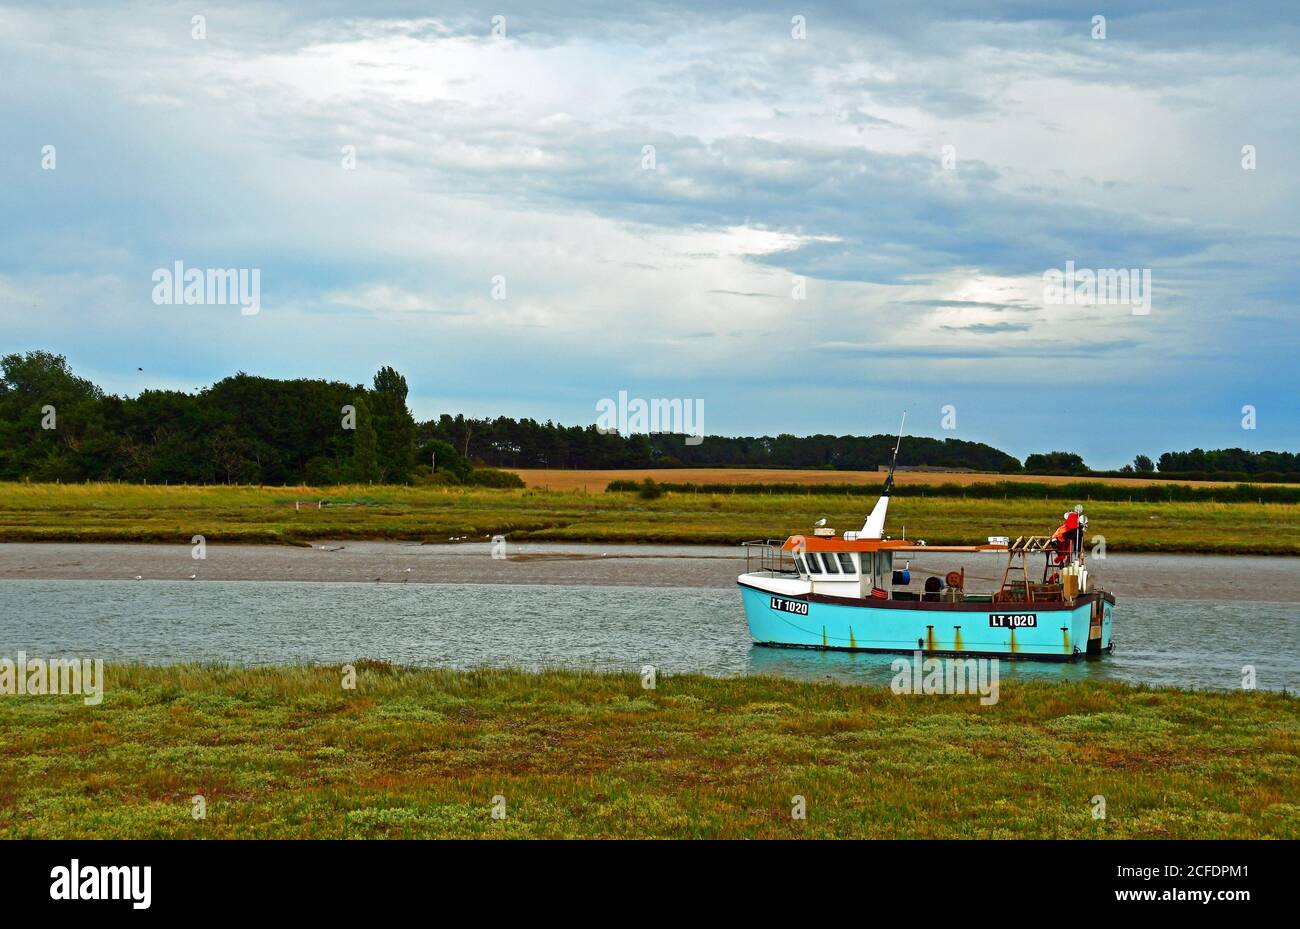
[1,542,1297,691]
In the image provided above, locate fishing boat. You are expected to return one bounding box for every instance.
[737,423,1115,661]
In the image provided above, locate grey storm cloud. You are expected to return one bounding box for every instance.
[2,0,1299,466]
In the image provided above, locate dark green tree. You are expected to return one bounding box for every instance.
[349,395,381,483]
[370,366,416,482]
[0,351,103,479]
[1024,451,1088,475]
[417,437,471,482]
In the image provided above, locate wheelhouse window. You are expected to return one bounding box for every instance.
[837,552,856,574]
[792,553,807,574]
[820,553,840,574]
[805,553,822,574]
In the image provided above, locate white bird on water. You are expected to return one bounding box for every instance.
[188,573,197,580]
[134,575,142,580]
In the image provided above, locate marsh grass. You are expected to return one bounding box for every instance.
[0,482,1296,553]
[0,664,1295,839]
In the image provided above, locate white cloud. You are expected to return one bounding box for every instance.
[2,1,1298,464]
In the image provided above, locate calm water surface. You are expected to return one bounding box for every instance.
[1,579,1295,691]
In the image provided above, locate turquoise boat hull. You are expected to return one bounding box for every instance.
[739,581,1114,661]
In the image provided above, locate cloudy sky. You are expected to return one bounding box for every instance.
[2,1,1297,467]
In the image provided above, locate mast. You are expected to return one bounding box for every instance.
[862,411,906,539]
[882,411,906,495]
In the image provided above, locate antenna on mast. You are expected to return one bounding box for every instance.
[861,411,906,539]
[883,410,907,495]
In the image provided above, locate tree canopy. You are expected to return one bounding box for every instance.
[2,351,1291,483]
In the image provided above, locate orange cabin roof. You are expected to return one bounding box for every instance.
[781,535,1007,554]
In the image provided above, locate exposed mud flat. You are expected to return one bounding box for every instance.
[1,541,1299,602]
[0,541,739,589]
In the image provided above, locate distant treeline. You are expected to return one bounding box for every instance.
[431,414,1022,472]
[1153,448,1300,478]
[1025,449,1300,482]
[608,479,1300,504]
[1092,469,1300,484]
[1,351,1296,486]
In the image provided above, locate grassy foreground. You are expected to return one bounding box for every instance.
[0,665,1295,839]
[1,482,1298,553]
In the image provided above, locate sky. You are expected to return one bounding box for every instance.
[2,1,1298,468]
